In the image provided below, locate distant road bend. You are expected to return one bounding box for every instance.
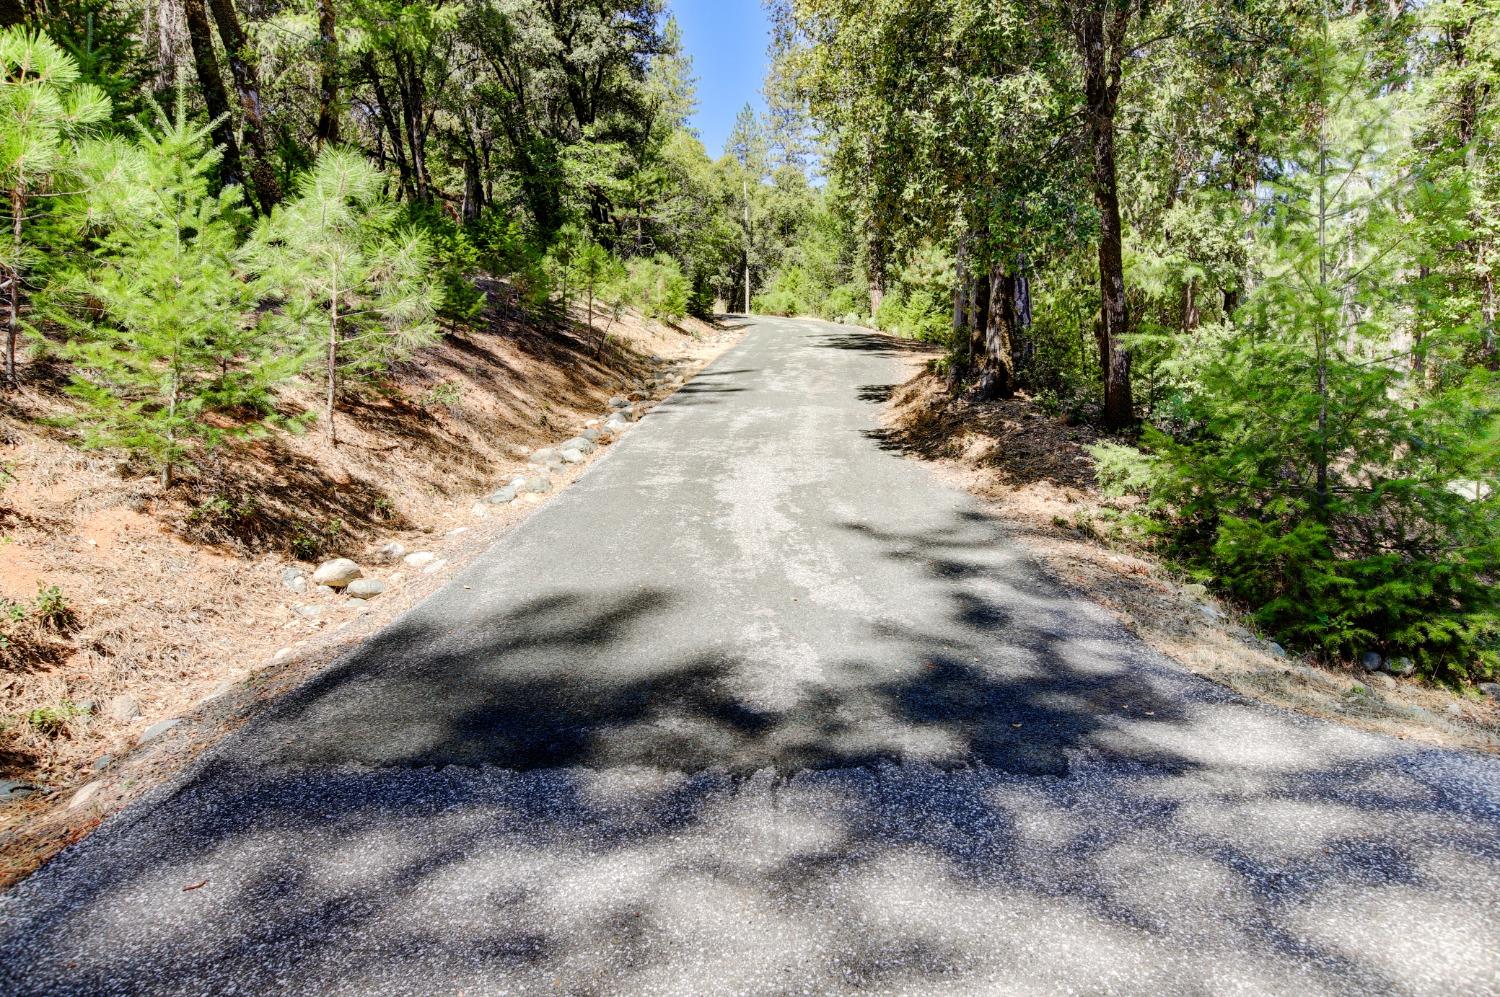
[3,317,1498,995]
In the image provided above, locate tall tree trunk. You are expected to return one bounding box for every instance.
[868,225,887,317]
[364,55,413,198]
[1078,1,1136,428]
[314,0,340,148]
[181,0,246,193]
[1010,262,1034,382]
[206,0,280,214]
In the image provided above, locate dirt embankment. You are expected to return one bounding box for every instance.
[0,293,743,886]
[878,361,1500,755]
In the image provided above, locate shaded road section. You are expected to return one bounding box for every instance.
[2,317,1499,995]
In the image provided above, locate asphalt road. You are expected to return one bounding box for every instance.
[3,317,1499,995]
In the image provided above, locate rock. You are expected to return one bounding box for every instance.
[524,475,551,494]
[105,695,141,722]
[138,718,181,744]
[1358,651,1384,672]
[470,502,490,518]
[1372,674,1397,690]
[0,779,37,804]
[281,567,309,593]
[1386,656,1415,677]
[1446,703,1464,717]
[1197,603,1221,622]
[581,428,602,442]
[1479,682,1500,700]
[487,484,519,505]
[1265,641,1287,658]
[93,754,113,772]
[561,448,585,464]
[404,551,437,568]
[315,585,336,596]
[293,604,324,619]
[1183,583,1208,599]
[532,447,558,464]
[605,416,630,434]
[374,541,406,564]
[422,558,449,575]
[562,436,597,455]
[607,395,629,409]
[584,418,600,428]
[68,782,100,809]
[312,558,362,588]
[346,578,386,600]
[273,648,292,662]
[75,699,95,716]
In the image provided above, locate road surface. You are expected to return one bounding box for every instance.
[3,317,1499,995]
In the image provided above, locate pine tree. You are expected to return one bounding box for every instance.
[0,27,110,387]
[1138,13,1500,678]
[245,149,438,445]
[54,98,296,486]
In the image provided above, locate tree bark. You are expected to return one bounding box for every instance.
[182,0,246,193]
[314,0,340,148]
[1077,0,1136,428]
[206,0,280,214]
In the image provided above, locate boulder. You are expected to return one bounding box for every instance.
[607,395,629,409]
[562,436,597,454]
[487,484,519,505]
[524,475,552,494]
[0,779,36,804]
[280,567,308,594]
[312,558,362,588]
[403,551,437,568]
[581,428,602,442]
[422,558,449,575]
[1358,651,1383,672]
[1265,641,1287,658]
[1386,656,1415,677]
[346,578,387,600]
[138,718,181,744]
[470,502,490,518]
[561,448,585,464]
[105,695,141,722]
[293,604,324,619]
[532,447,558,464]
[374,541,406,564]
[68,782,100,810]
[605,415,630,434]
[1480,682,1500,700]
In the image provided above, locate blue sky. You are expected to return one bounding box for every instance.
[670,0,772,160]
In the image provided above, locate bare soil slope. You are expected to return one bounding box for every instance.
[0,293,741,885]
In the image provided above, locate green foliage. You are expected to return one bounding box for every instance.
[32,583,75,631]
[400,202,485,322]
[246,148,438,443]
[52,99,294,483]
[0,25,111,383]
